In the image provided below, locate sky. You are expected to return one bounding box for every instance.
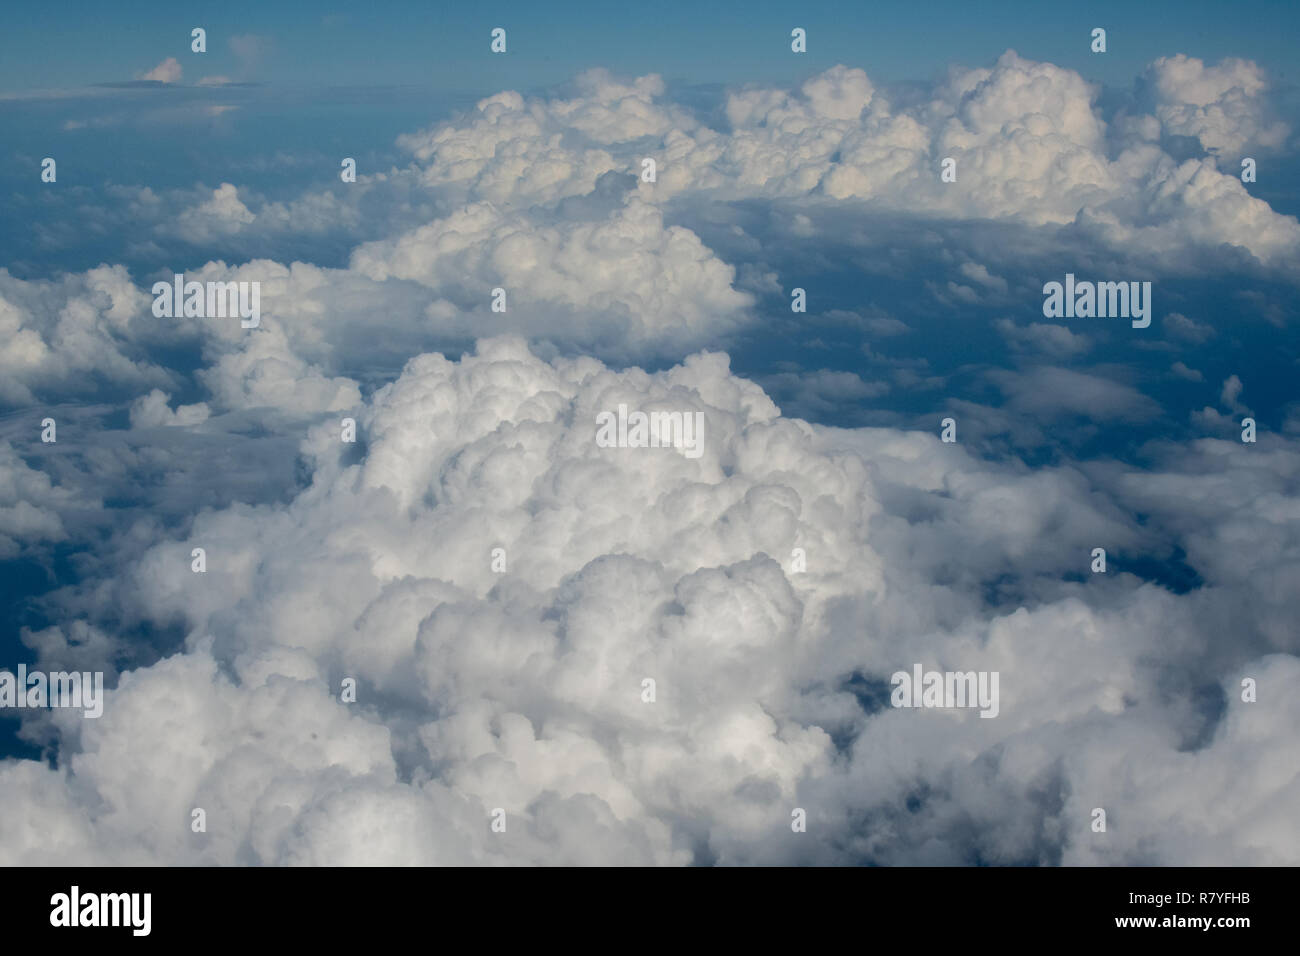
[3,0,1299,92]
[0,1,1298,865]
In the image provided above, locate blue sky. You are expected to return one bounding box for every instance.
[4,0,1298,92]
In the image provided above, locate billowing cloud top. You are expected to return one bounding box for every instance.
[2,51,1298,867]
[4,334,1298,864]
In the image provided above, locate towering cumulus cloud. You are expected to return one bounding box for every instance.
[3,337,1297,865]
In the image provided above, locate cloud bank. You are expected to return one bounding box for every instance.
[4,337,1297,864]
[3,52,1298,867]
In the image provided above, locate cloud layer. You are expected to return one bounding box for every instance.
[4,337,1297,864]
[2,52,1298,867]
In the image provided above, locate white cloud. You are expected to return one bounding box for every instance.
[383,56,1300,271]
[1165,312,1216,344]
[146,54,1299,380]
[0,441,78,558]
[988,366,1160,422]
[199,323,360,414]
[0,265,171,406]
[5,52,1300,868]
[349,198,754,352]
[1220,374,1247,413]
[3,337,1295,864]
[139,57,182,84]
[129,389,211,428]
[172,183,256,241]
[994,319,1092,359]
[1147,54,1289,154]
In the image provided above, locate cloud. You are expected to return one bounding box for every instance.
[199,323,361,414]
[0,265,172,407]
[959,262,1009,294]
[384,56,1300,273]
[1220,374,1247,413]
[396,71,692,206]
[128,389,211,428]
[102,52,1293,427]
[2,337,1296,864]
[138,54,1298,384]
[763,368,889,418]
[348,197,754,353]
[0,441,78,558]
[988,366,1161,422]
[994,319,1092,359]
[1146,54,1289,154]
[173,183,256,241]
[138,58,183,84]
[1164,312,1216,344]
[229,34,272,74]
[3,53,1299,868]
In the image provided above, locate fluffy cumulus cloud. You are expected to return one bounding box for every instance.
[3,338,1296,865]
[138,52,1298,336]
[138,57,182,84]
[128,390,211,428]
[162,182,363,243]
[349,198,753,349]
[0,441,80,558]
[396,70,690,205]
[101,52,1293,391]
[0,259,374,422]
[705,54,1297,265]
[0,265,171,406]
[173,183,256,241]
[1147,54,1289,154]
[371,56,1300,271]
[4,51,1299,867]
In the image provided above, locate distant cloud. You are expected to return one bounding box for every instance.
[129,389,210,428]
[994,319,1092,359]
[1165,312,1216,344]
[229,34,272,75]
[989,366,1161,422]
[171,183,255,241]
[959,262,1009,294]
[138,57,182,84]
[1220,374,1248,413]
[1147,54,1289,153]
[387,56,1300,272]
